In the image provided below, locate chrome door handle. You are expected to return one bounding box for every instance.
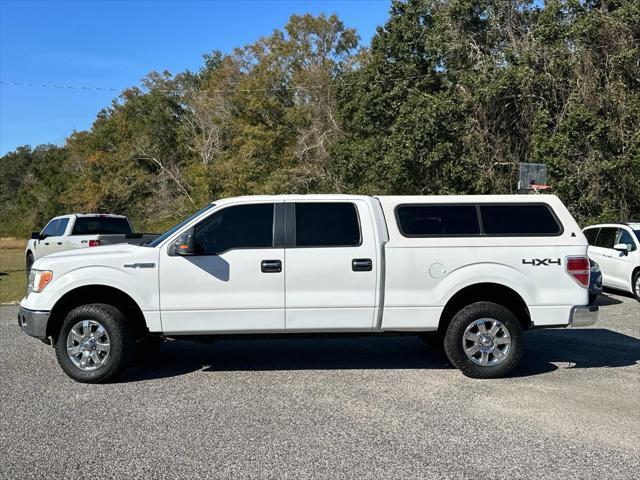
[352,258,372,271]
[261,260,282,273]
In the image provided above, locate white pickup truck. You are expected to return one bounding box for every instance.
[18,195,597,383]
[25,214,158,273]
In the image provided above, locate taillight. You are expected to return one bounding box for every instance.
[88,240,101,247]
[566,256,589,288]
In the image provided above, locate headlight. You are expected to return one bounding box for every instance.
[28,269,53,293]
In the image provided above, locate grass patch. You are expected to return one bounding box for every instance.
[0,237,27,304]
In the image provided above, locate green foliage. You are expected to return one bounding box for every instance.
[334,0,640,222]
[1,5,638,236]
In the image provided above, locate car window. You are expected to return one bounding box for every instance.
[594,227,617,248]
[294,203,361,247]
[396,205,480,236]
[41,219,60,237]
[480,204,562,236]
[617,229,637,252]
[583,228,599,245]
[194,203,274,254]
[54,218,69,236]
[71,217,133,235]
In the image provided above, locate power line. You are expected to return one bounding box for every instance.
[0,73,429,96]
[0,81,121,92]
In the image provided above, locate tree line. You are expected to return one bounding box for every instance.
[1,0,638,236]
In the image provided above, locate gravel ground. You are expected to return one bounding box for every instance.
[1,292,639,479]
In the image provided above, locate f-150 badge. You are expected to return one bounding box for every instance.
[124,263,156,269]
[522,258,561,266]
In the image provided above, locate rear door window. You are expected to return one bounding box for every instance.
[594,228,617,248]
[294,203,360,247]
[396,205,480,236]
[72,217,133,235]
[584,228,599,245]
[480,204,562,236]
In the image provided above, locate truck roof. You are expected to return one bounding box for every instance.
[54,213,128,219]
[212,194,563,204]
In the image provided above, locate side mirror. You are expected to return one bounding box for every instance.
[31,232,41,240]
[172,230,195,256]
[613,243,630,254]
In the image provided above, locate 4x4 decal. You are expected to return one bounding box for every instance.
[522,258,561,266]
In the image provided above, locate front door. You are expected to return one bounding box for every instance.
[608,228,638,290]
[284,200,378,331]
[590,227,618,288]
[160,202,285,333]
[37,217,69,258]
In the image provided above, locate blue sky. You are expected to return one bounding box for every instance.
[0,0,391,155]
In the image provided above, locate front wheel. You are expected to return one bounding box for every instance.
[444,302,524,379]
[54,304,134,383]
[633,271,640,302]
[25,252,34,278]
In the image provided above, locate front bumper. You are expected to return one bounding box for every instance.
[17,307,50,339]
[569,305,598,327]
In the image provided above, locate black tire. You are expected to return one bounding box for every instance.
[632,270,640,302]
[25,252,34,278]
[588,293,598,305]
[54,303,135,383]
[418,332,445,352]
[444,301,524,379]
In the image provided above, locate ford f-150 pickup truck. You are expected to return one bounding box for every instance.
[18,195,598,383]
[25,214,158,273]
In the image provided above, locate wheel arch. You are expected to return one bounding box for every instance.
[47,285,148,340]
[633,267,640,294]
[438,282,531,334]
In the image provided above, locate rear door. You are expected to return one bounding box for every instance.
[284,200,378,331]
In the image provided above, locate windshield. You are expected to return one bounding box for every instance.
[145,204,216,247]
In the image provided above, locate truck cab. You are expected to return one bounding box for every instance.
[18,195,597,383]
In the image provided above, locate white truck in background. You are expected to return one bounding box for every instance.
[25,214,158,273]
[18,195,597,383]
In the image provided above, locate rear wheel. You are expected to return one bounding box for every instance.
[444,302,523,379]
[633,271,640,302]
[54,303,134,383]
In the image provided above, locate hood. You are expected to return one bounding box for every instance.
[33,243,157,273]
[44,243,140,259]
